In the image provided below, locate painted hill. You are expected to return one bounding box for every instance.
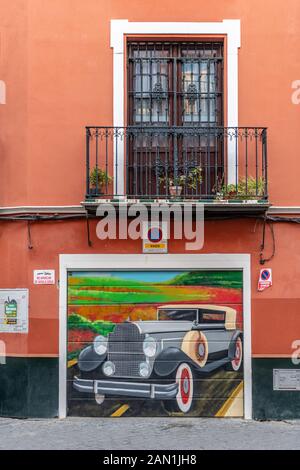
[165,271,243,288]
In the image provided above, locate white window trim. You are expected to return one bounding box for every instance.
[59,253,251,419]
[110,19,241,195]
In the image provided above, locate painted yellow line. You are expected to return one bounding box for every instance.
[111,404,130,417]
[68,358,78,368]
[215,381,244,417]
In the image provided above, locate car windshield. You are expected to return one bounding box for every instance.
[157,309,197,321]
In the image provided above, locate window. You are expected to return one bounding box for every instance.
[127,41,224,197]
[157,309,198,322]
[199,310,226,324]
[128,41,223,126]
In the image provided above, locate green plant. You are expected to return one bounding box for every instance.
[216,176,265,200]
[159,174,187,187]
[90,167,112,189]
[186,166,203,190]
[159,166,203,189]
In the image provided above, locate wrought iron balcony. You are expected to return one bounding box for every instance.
[85,126,268,206]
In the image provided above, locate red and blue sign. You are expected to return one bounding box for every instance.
[258,268,272,292]
[261,269,271,281]
[143,222,168,253]
[147,227,163,243]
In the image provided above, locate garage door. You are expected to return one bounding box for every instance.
[67,270,243,417]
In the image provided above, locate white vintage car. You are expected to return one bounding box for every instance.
[73,304,243,413]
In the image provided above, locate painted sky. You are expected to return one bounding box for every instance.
[68,271,182,283]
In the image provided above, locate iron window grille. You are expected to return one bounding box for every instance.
[127,41,224,126]
[85,42,268,201]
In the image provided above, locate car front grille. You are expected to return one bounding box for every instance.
[107,322,146,378]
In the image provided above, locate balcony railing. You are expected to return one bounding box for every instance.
[85,126,268,202]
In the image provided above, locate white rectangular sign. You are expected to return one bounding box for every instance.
[0,289,29,333]
[273,369,300,391]
[33,269,55,285]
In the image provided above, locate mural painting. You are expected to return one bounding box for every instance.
[67,270,243,417]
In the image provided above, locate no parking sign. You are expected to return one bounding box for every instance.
[142,222,168,253]
[258,268,272,292]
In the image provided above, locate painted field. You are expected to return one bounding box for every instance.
[68,271,242,306]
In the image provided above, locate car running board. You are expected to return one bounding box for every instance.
[197,356,230,373]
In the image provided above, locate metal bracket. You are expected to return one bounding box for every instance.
[259,217,275,265]
[27,220,33,250]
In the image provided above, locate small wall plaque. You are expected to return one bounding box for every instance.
[273,369,300,391]
[34,269,55,285]
[0,289,29,333]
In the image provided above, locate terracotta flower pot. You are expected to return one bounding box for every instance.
[169,185,182,196]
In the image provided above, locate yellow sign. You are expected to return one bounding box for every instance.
[144,243,167,249]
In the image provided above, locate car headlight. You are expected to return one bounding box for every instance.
[139,362,151,378]
[93,335,108,355]
[102,361,115,377]
[143,336,157,358]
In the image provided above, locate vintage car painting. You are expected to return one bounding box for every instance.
[73,304,243,413]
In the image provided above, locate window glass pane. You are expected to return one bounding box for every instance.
[134,60,150,94]
[158,309,198,321]
[199,311,226,323]
[133,99,169,123]
[182,61,217,123]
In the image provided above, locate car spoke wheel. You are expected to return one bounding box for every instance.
[231,337,243,371]
[164,363,194,414]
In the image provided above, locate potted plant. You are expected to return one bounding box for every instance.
[89,167,112,195]
[159,173,187,196]
[215,176,265,202]
[169,175,187,196]
[159,166,203,197]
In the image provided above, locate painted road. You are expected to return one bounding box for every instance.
[67,363,243,418]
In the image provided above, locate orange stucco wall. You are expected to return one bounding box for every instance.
[1,0,300,206]
[0,219,300,357]
[0,1,300,359]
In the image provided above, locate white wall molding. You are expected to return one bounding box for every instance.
[110,19,241,194]
[267,206,300,215]
[0,205,86,215]
[3,205,300,216]
[59,253,251,419]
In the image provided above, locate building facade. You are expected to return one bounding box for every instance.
[0,0,300,420]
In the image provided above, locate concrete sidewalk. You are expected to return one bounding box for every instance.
[0,417,299,450]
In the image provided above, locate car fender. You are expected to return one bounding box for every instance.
[153,347,194,377]
[228,330,243,360]
[77,345,107,372]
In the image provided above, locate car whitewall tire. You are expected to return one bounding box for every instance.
[175,363,194,413]
[230,336,243,372]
